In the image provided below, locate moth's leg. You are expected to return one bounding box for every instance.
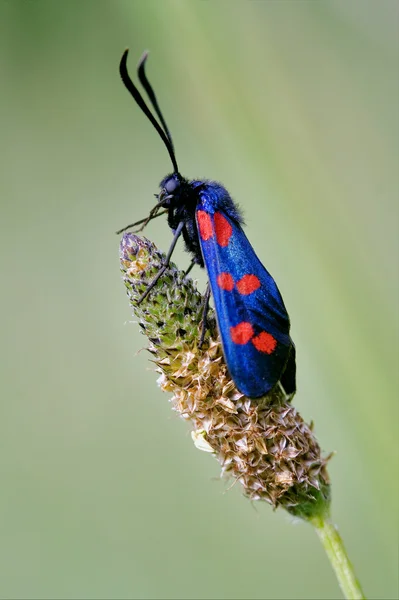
[199,282,211,349]
[138,220,185,304]
[184,257,197,278]
[132,208,168,233]
[116,202,168,235]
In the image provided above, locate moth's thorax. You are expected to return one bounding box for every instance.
[159,174,242,222]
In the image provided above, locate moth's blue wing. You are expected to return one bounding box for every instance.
[196,204,295,398]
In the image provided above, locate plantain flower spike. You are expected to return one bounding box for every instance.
[120,233,331,520]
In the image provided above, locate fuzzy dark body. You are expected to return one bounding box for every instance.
[160,173,243,268]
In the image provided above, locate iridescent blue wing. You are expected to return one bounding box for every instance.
[196,204,295,398]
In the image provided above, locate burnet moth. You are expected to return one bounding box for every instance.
[118,50,296,399]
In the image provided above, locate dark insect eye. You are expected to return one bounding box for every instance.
[165,177,180,194]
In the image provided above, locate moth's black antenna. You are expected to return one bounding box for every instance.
[119,49,179,174]
[138,51,175,157]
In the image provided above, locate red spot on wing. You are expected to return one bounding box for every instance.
[197,210,213,241]
[214,212,233,247]
[252,331,277,354]
[217,272,234,291]
[236,274,261,295]
[230,322,254,345]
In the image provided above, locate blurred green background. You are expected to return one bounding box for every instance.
[1,1,398,598]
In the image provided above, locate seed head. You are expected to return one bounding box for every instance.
[120,233,331,519]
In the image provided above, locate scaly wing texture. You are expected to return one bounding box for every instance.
[196,203,295,398]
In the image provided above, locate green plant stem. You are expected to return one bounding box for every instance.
[310,512,365,599]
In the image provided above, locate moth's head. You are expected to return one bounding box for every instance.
[159,172,185,206]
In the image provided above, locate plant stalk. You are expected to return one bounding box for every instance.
[310,512,365,599]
